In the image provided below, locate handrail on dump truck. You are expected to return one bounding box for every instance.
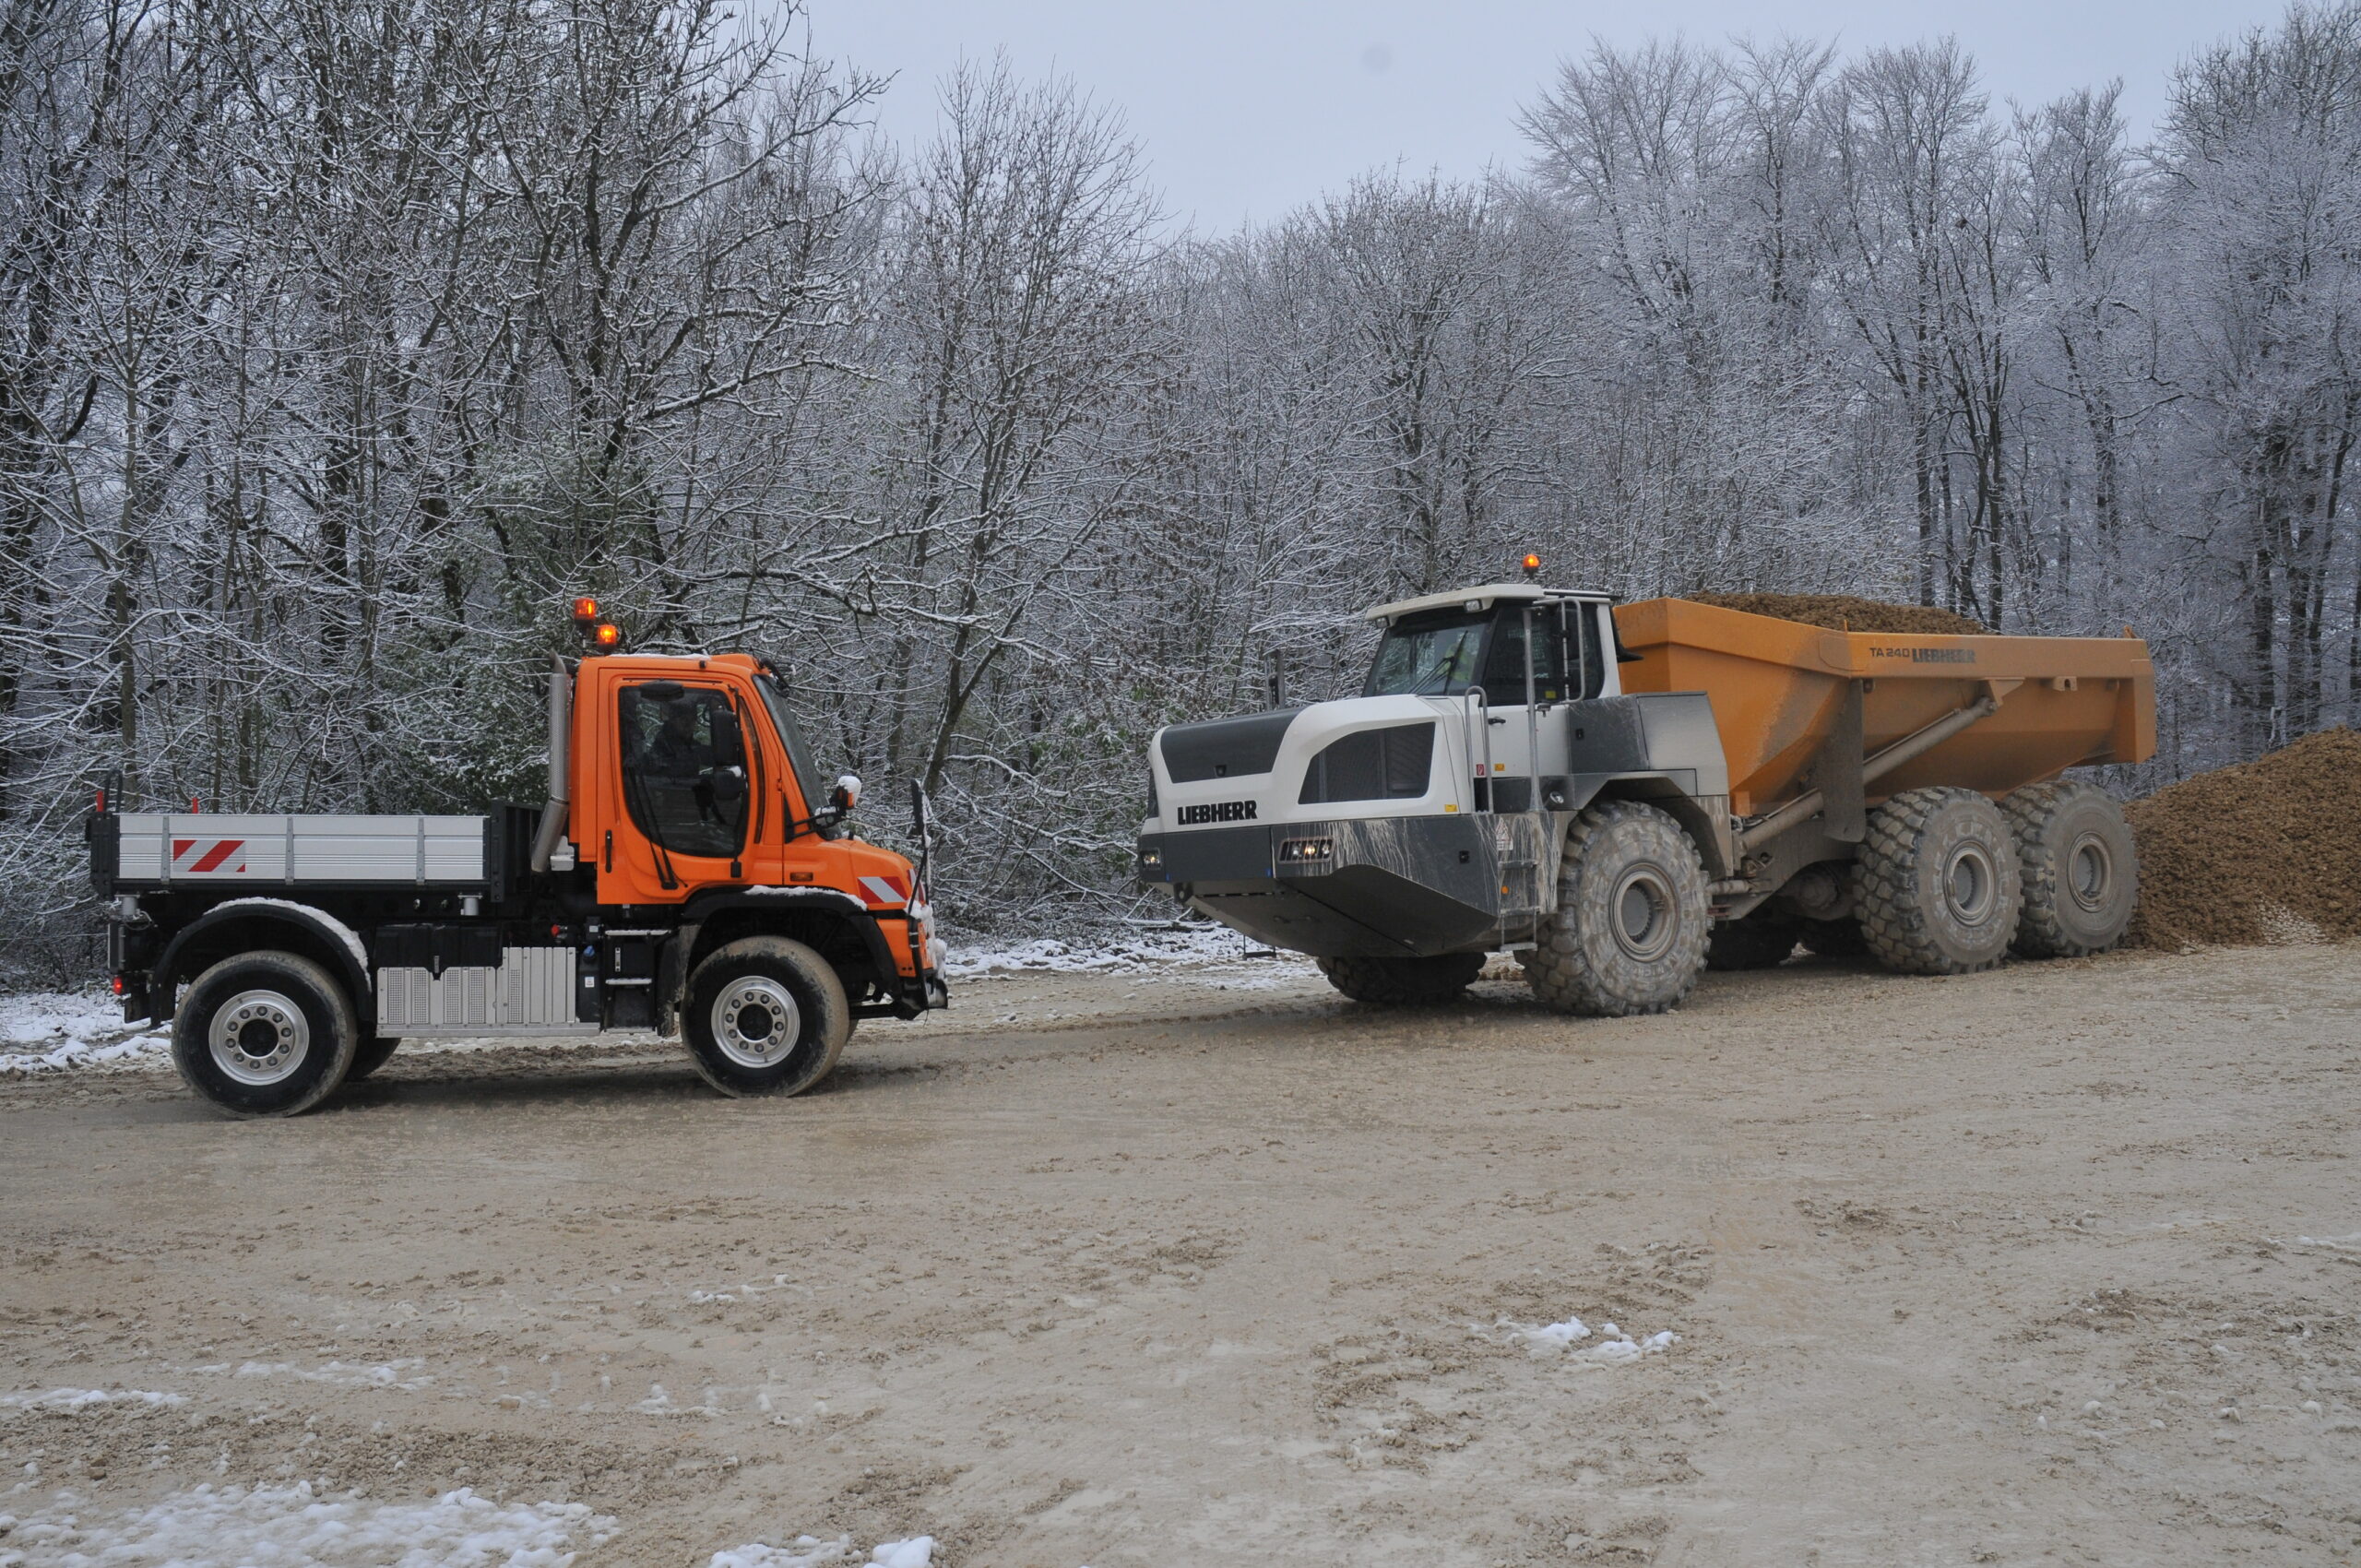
[1462,684,1490,812]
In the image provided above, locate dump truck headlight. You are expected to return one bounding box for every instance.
[1139,846,1163,870]
[1278,836,1333,864]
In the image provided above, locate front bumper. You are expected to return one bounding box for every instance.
[1137,814,1515,959]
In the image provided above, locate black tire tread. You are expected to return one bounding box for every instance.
[1315,952,1485,1004]
[2004,780,2137,958]
[1857,786,2021,976]
[1525,801,1711,1016]
[682,935,850,1099]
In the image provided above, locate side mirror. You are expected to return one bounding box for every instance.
[830,773,862,814]
[710,766,747,804]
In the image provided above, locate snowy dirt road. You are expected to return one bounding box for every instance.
[1,943,2356,1566]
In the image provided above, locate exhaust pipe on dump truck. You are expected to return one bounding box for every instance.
[528,657,571,873]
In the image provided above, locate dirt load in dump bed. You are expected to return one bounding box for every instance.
[2125,726,2361,949]
[1684,592,1991,636]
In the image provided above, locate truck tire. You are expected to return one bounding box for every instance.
[1315,952,1485,1004]
[1857,787,2023,975]
[1705,910,1799,970]
[1797,918,1868,958]
[1525,801,1710,1016]
[682,937,850,1098]
[170,950,360,1118]
[346,1036,400,1082]
[2004,781,2138,957]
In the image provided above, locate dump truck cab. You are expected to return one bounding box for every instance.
[91,605,946,1118]
[1140,564,2153,1015]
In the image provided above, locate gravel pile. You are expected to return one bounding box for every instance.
[2126,728,2361,949]
[1684,593,1991,636]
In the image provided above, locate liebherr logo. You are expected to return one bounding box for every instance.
[1869,645,1976,664]
[1177,800,1258,826]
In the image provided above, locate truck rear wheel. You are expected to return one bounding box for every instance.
[1525,801,1710,1016]
[2005,781,2138,957]
[1857,787,2023,975]
[1315,952,1484,1004]
[1705,910,1800,970]
[682,937,850,1098]
[171,951,360,1117]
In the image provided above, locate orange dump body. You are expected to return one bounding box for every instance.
[1613,599,2156,815]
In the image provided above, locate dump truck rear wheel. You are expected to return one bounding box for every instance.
[2005,781,2138,957]
[346,1036,400,1081]
[170,950,360,1118]
[682,937,850,1098]
[1315,953,1485,1004]
[1705,911,1799,970]
[1857,787,2023,975]
[1525,801,1710,1016]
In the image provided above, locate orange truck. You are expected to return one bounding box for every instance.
[1138,566,2154,1014]
[88,600,947,1116]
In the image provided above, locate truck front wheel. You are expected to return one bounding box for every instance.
[1857,787,2023,975]
[682,937,850,1098]
[1525,801,1711,1016]
[171,951,360,1117]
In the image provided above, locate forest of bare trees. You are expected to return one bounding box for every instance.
[3,0,2357,980]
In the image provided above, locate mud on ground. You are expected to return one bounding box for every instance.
[2,944,2357,1565]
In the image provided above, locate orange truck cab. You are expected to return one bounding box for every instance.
[89,607,946,1118]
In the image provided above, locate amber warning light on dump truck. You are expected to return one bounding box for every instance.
[1522,552,1542,577]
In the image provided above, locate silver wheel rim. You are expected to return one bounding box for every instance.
[208,989,310,1086]
[1610,864,1678,962]
[2067,833,2113,912]
[1943,842,1999,926]
[710,977,801,1070]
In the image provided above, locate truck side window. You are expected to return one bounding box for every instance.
[1479,608,1569,706]
[619,684,749,859]
[1576,604,1606,698]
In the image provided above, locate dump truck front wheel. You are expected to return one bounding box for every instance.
[1525,801,1710,1016]
[1706,910,1800,970]
[2005,781,2138,957]
[1857,787,2023,975]
[170,950,360,1118]
[1315,953,1485,1004]
[682,937,850,1098]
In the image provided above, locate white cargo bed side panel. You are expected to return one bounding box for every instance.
[115,814,490,885]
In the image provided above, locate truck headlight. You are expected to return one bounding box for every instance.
[1278,837,1333,864]
[1139,846,1163,870]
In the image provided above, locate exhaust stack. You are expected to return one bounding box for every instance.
[529,657,573,873]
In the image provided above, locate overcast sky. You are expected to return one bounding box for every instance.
[806,0,2291,232]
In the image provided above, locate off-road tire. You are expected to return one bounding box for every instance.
[1315,952,1486,1004]
[346,1036,400,1082]
[1705,911,1800,970]
[170,950,360,1118]
[682,937,850,1098]
[1525,801,1711,1016]
[2004,781,2138,957]
[1797,918,1869,958]
[1857,787,2023,975]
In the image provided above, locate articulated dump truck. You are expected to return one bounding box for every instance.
[1137,577,2155,1013]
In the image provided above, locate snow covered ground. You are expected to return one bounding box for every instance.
[939,922,1306,980]
[0,1482,614,1567]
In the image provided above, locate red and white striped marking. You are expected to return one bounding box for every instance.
[856,874,908,909]
[172,837,247,874]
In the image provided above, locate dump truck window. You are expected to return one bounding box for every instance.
[1365,611,1489,697]
[618,684,749,859]
[1481,609,1570,706]
[1574,604,1606,698]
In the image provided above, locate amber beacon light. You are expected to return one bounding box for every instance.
[1521,552,1542,578]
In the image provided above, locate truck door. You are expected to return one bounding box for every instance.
[602,679,758,901]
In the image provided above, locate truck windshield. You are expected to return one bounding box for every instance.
[1364,610,1489,697]
[753,671,830,832]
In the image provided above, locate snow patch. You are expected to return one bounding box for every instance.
[0,991,168,1076]
[0,1387,185,1411]
[1496,1316,1679,1363]
[224,1359,433,1392]
[942,925,1311,980]
[0,1481,611,1566]
[709,1539,933,1568]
